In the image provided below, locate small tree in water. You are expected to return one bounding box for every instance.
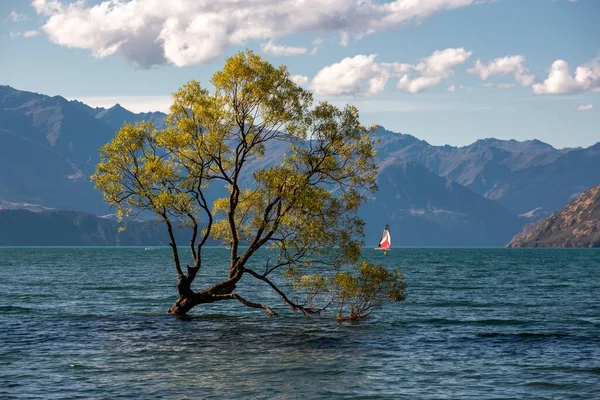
[92,51,406,319]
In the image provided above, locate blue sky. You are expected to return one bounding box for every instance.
[1,0,598,148]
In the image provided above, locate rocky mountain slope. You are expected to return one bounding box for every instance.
[0,85,115,213]
[507,184,600,248]
[0,86,168,214]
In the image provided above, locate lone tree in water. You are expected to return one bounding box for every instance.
[92,51,406,319]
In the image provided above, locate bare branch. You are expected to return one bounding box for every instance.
[187,212,198,264]
[244,268,321,316]
[231,293,277,316]
[161,212,183,278]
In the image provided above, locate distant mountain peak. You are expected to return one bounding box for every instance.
[468,136,553,150]
[473,137,502,145]
[374,125,429,146]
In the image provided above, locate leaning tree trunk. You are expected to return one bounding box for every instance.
[167,268,279,316]
[168,296,196,315]
[168,289,233,315]
[168,273,239,315]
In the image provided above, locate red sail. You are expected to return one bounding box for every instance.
[379,230,391,249]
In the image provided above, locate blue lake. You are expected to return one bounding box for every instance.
[1,247,599,399]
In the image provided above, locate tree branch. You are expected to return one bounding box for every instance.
[187,212,198,264]
[243,268,320,316]
[231,293,277,316]
[162,212,183,278]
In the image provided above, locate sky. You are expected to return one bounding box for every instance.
[1,0,599,149]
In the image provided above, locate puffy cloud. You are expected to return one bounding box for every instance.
[261,41,307,56]
[370,0,476,30]
[311,55,382,96]
[398,76,443,94]
[291,75,309,87]
[397,48,472,93]
[9,10,28,22]
[9,31,20,39]
[448,84,456,92]
[468,55,535,86]
[31,0,63,15]
[309,48,470,96]
[577,104,593,111]
[32,0,479,67]
[310,54,412,96]
[532,58,600,95]
[23,30,39,38]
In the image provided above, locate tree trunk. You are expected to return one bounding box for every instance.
[168,279,238,315]
[168,295,196,315]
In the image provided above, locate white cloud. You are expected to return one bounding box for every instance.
[312,37,323,45]
[261,40,307,56]
[577,104,593,111]
[9,31,20,39]
[23,30,39,38]
[309,47,319,56]
[448,84,456,92]
[498,83,515,89]
[310,48,470,96]
[482,82,495,87]
[397,48,472,93]
[9,10,28,22]
[532,58,600,95]
[32,0,480,67]
[311,54,382,96]
[291,75,309,87]
[397,76,442,94]
[310,54,412,96]
[468,55,535,86]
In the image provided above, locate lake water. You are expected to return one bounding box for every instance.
[1,247,599,399]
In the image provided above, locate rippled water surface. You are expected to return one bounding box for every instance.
[1,247,599,399]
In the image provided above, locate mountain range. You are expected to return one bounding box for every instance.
[373,127,600,216]
[363,160,523,246]
[1,85,599,246]
[0,209,204,246]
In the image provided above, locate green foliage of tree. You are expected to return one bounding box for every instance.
[333,262,407,321]
[92,50,406,318]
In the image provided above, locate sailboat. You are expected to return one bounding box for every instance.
[375,225,391,254]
